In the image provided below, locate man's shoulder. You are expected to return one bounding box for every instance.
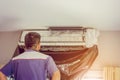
[12,51,49,60]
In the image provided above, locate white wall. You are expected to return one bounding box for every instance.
[100,31,120,66]
[82,31,120,80]
[91,31,120,70]
[0,31,21,64]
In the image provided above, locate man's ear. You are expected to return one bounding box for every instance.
[36,43,40,51]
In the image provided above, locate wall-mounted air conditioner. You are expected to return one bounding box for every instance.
[18,27,99,48]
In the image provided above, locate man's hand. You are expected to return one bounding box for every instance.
[52,70,61,80]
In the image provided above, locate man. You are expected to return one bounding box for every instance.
[0,32,60,80]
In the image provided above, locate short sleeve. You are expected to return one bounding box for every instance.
[46,56,58,77]
[0,60,13,76]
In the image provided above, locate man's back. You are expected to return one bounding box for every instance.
[0,32,60,80]
[1,50,58,80]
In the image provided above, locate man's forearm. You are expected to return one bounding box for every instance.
[0,71,7,80]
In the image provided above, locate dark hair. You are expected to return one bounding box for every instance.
[25,32,41,49]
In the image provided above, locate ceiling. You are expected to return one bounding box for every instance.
[0,0,120,31]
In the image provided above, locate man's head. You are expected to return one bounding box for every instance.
[25,32,41,51]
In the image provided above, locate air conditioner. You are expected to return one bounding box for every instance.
[18,27,99,48]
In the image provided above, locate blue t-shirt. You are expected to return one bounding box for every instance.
[0,50,58,80]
